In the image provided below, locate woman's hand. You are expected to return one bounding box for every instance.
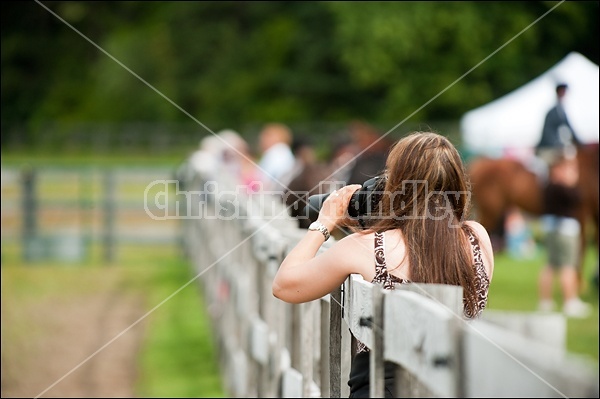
[317,185,362,233]
[274,183,368,304]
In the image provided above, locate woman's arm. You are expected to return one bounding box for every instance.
[272,184,363,304]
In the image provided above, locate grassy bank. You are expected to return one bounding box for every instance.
[133,251,225,397]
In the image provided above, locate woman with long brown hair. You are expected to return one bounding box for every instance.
[272,131,494,397]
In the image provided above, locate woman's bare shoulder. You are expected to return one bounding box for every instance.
[335,230,375,254]
[464,220,495,280]
[464,220,489,239]
[328,231,376,277]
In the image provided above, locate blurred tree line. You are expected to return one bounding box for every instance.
[1,1,598,151]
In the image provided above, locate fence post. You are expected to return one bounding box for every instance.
[267,237,289,398]
[103,169,116,263]
[390,284,463,397]
[329,285,343,398]
[79,168,92,261]
[370,285,385,398]
[21,167,37,262]
[320,297,331,397]
[301,301,315,397]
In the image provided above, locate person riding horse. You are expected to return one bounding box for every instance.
[535,83,581,167]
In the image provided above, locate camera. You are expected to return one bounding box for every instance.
[302,175,386,228]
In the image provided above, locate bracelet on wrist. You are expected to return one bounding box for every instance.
[308,221,331,241]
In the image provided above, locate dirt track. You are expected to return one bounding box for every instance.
[1,271,147,398]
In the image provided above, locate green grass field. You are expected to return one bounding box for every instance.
[133,252,225,397]
[486,245,599,362]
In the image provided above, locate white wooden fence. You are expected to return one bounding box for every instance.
[0,166,180,263]
[181,166,599,398]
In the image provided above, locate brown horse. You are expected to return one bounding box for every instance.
[468,144,599,273]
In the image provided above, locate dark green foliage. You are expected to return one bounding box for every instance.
[2,1,598,147]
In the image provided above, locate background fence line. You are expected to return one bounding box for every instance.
[182,164,598,398]
[1,166,180,263]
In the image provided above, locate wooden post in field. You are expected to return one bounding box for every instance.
[103,169,116,263]
[79,168,92,261]
[21,167,37,262]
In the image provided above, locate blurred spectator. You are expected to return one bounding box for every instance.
[283,136,331,228]
[176,130,260,193]
[257,123,295,192]
[218,129,261,192]
[280,136,318,188]
[537,156,590,318]
[327,133,358,184]
[175,134,223,188]
[504,206,536,259]
[345,121,390,185]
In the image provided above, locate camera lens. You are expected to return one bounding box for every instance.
[301,176,385,226]
[305,192,330,224]
[347,191,362,218]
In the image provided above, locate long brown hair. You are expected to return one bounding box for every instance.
[368,132,478,315]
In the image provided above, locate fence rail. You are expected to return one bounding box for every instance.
[182,166,599,398]
[0,166,180,262]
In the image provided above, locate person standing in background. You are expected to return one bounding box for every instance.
[283,136,331,229]
[344,121,390,185]
[257,123,295,193]
[537,156,591,318]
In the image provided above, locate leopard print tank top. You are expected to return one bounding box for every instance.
[355,229,489,354]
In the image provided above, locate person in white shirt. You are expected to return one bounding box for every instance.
[257,123,295,193]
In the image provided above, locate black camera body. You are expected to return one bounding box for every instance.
[303,176,386,227]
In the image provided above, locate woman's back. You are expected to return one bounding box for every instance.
[344,219,493,316]
[346,220,493,397]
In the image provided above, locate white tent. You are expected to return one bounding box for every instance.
[460,52,599,157]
